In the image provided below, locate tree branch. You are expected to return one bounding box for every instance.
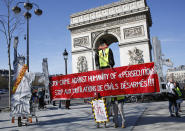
[0,28,6,34]
[0,21,8,47]
[0,19,7,35]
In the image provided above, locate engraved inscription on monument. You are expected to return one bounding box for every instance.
[70,0,145,25]
[71,15,146,34]
[123,25,144,39]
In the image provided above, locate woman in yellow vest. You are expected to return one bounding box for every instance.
[174,82,183,112]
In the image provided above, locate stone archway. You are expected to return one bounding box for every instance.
[68,0,152,73]
[93,30,120,49]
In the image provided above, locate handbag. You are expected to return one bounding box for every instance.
[176,99,183,104]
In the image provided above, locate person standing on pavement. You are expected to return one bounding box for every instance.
[65,100,70,109]
[39,88,45,109]
[174,82,183,112]
[111,96,126,128]
[95,39,115,116]
[166,78,180,117]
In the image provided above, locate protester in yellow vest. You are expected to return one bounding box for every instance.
[95,39,115,69]
[95,39,127,128]
[174,82,183,112]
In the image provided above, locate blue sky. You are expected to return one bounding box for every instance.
[0,0,185,75]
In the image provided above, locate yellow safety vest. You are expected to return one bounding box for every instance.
[112,96,125,101]
[175,87,182,97]
[98,48,109,67]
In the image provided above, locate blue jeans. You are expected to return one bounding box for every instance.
[169,100,178,115]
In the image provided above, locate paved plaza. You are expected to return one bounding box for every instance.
[0,101,184,131]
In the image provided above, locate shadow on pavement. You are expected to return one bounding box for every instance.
[135,114,185,126]
[39,116,92,126]
[0,125,18,130]
[0,119,10,123]
[70,105,91,110]
[39,113,66,118]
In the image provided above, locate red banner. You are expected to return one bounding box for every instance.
[49,62,160,100]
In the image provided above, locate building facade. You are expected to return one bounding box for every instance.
[166,65,185,83]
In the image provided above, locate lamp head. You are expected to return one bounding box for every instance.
[24,2,33,10]
[24,12,32,19]
[63,49,68,60]
[34,9,43,16]
[12,6,21,14]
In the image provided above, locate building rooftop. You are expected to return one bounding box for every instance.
[167,65,185,72]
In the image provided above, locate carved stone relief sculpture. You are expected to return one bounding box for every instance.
[70,14,146,34]
[91,27,121,45]
[124,25,144,39]
[73,36,89,48]
[70,0,145,25]
[77,56,88,73]
[108,27,121,39]
[128,47,144,65]
[91,31,104,45]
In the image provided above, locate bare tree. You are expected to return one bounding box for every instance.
[0,0,24,109]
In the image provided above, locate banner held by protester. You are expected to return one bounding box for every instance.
[49,62,160,100]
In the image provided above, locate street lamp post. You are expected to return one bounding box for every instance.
[63,49,68,75]
[59,49,69,109]
[12,0,42,72]
[63,49,70,109]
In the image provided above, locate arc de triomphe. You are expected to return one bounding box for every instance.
[68,0,152,73]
